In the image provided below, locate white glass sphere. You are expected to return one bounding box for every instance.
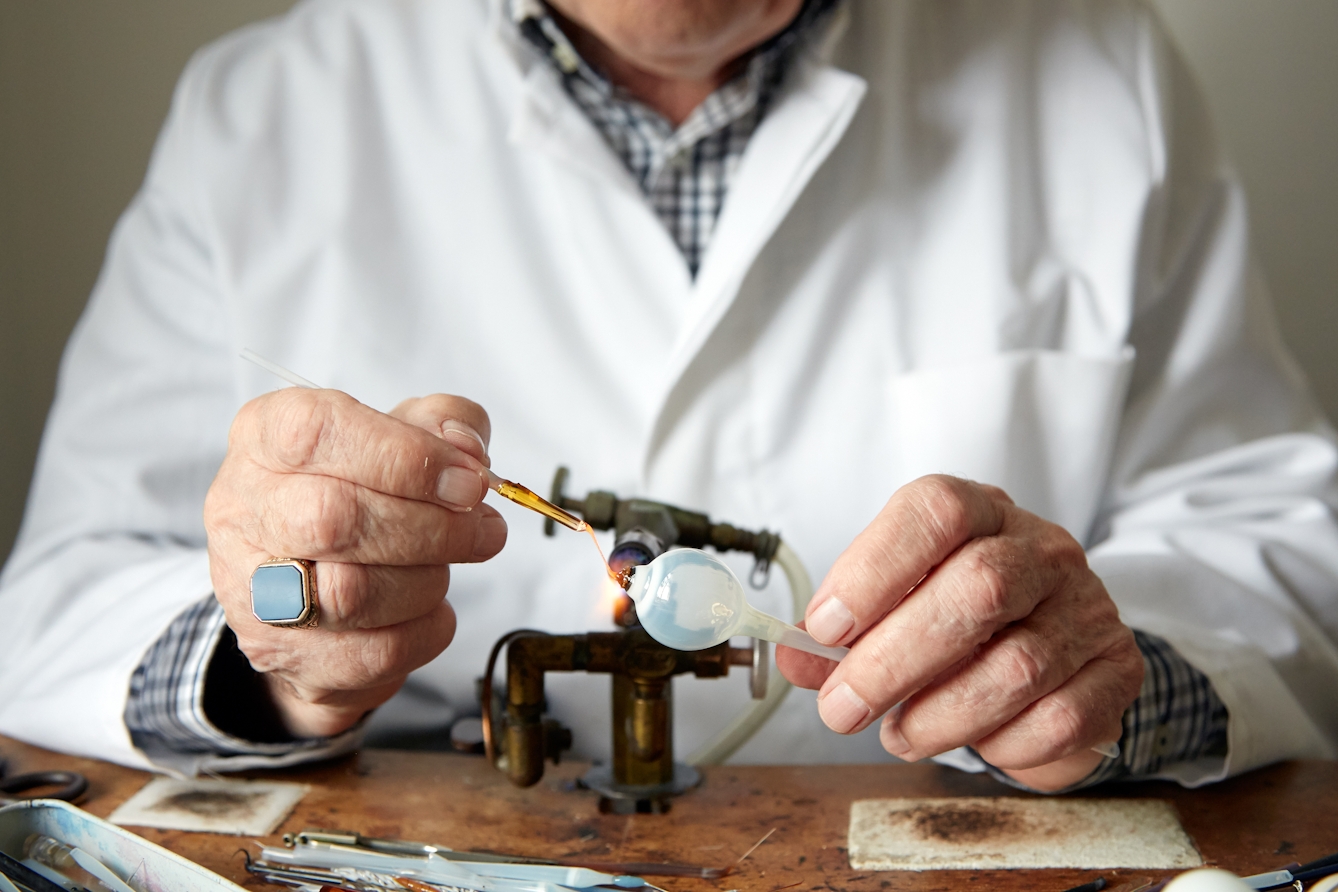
[625,549,747,651]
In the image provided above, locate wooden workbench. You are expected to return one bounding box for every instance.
[2,735,1334,892]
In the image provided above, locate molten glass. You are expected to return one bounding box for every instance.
[491,477,586,531]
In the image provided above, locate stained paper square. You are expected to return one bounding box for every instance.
[110,777,309,836]
[848,797,1202,870]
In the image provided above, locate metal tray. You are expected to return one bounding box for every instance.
[0,799,244,891]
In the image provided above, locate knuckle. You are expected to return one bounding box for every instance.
[391,394,441,425]
[857,637,908,707]
[1096,614,1134,659]
[992,638,1048,695]
[1081,596,1138,656]
[912,475,974,550]
[389,395,425,418]
[232,632,286,675]
[271,403,332,470]
[1038,693,1091,754]
[263,389,347,470]
[1119,668,1144,709]
[321,564,369,628]
[228,396,264,448]
[1111,633,1146,699]
[354,633,412,685]
[959,547,1014,622]
[202,481,230,530]
[1038,525,1087,570]
[400,393,489,431]
[203,462,254,532]
[286,477,362,554]
[1084,586,1121,622]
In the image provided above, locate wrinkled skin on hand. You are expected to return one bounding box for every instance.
[204,389,507,738]
[776,475,1143,792]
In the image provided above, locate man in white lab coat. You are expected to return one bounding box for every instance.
[2,0,1336,793]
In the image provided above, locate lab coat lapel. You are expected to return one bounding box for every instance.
[505,56,696,443]
[644,61,868,473]
[508,65,646,205]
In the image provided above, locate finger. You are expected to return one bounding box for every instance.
[313,562,450,632]
[238,599,459,694]
[816,518,1075,734]
[235,388,489,510]
[245,470,507,565]
[875,588,1130,760]
[970,643,1143,770]
[775,644,840,690]
[390,394,492,464]
[805,476,1010,647]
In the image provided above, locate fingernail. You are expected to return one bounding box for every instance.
[472,514,508,560]
[818,682,871,734]
[807,597,855,645]
[438,465,484,508]
[880,707,912,758]
[441,420,488,454]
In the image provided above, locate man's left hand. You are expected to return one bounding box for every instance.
[775,475,1143,792]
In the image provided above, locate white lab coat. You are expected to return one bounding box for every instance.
[2,0,1336,784]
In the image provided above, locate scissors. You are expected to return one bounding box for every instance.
[0,756,88,806]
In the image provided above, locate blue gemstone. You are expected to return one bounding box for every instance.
[251,564,306,622]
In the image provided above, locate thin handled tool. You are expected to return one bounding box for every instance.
[280,835,658,888]
[284,831,731,880]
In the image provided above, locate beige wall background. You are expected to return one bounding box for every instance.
[2,0,1336,563]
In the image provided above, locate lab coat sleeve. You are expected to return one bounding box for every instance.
[1087,9,1338,784]
[0,42,256,769]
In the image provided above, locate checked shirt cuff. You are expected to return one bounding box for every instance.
[124,594,362,776]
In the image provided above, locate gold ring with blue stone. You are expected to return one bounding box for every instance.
[250,558,319,627]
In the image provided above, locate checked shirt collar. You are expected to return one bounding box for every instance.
[510,0,840,276]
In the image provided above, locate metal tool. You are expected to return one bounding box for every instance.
[258,840,675,892]
[283,830,730,880]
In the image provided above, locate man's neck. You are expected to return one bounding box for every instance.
[547,10,752,127]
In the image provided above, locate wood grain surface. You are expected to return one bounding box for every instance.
[2,735,1334,892]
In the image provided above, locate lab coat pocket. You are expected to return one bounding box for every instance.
[887,347,1134,542]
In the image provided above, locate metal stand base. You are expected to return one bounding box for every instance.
[580,763,701,814]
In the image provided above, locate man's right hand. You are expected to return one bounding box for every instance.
[203,388,508,738]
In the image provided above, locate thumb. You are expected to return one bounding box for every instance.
[390,394,492,464]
